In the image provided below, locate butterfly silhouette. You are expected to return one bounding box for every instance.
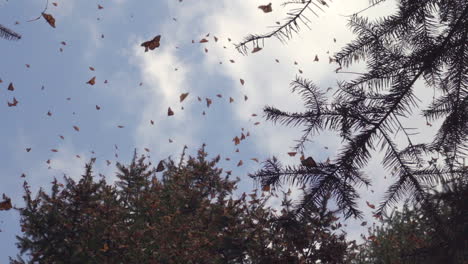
[141,35,161,52]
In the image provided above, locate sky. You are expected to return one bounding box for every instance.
[0,0,441,261]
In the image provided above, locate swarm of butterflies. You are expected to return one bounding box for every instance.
[2,2,382,227]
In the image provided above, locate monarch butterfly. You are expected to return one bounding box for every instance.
[141,35,161,52]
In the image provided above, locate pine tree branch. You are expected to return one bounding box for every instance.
[0,24,21,40]
[429,20,468,169]
[377,128,430,213]
[254,0,468,222]
[235,0,330,55]
[295,174,363,219]
[339,0,388,17]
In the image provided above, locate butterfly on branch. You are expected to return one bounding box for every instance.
[301,156,317,168]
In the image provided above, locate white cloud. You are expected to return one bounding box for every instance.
[129,39,199,162]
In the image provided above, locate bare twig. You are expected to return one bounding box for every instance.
[27,0,49,22]
[337,0,388,18]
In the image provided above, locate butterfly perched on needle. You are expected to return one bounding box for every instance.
[301,157,317,168]
[141,35,161,52]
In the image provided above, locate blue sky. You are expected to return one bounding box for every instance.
[0,0,440,261]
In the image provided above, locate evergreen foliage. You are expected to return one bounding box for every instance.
[352,178,468,264]
[12,148,353,263]
[0,24,21,40]
[236,0,332,54]
[244,0,468,222]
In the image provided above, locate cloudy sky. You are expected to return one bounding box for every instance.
[0,0,440,261]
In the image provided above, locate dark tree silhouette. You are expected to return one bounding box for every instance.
[12,147,353,263]
[240,0,468,223]
[352,178,468,264]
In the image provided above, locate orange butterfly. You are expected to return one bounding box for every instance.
[179,93,189,102]
[8,97,18,107]
[0,195,12,211]
[301,157,317,168]
[87,77,96,85]
[42,13,56,28]
[252,47,262,53]
[258,3,272,13]
[366,201,376,209]
[156,161,165,172]
[168,107,174,116]
[141,35,161,52]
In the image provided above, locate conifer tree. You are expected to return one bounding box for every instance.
[352,178,467,264]
[12,147,353,263]
[240,0,468,223]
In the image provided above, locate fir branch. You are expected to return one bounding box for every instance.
[377,128,430,214]
[339,0,388,17]
[0,24,21,40]
[235,0,329,55]
[252,0,468,222]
